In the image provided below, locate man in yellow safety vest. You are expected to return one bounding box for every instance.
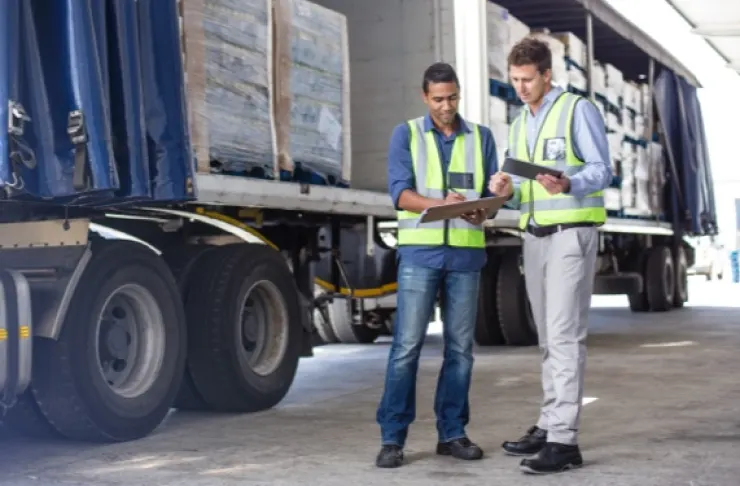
[490,37,611,475]
[375,62,500,468]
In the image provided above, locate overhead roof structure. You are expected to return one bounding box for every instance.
[492,0,701,86]
[666,0,740,74]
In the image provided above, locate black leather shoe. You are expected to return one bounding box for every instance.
[376,444,404,468]
[436,437,484,460]
[502,425,547,456]
[520,442,583,474]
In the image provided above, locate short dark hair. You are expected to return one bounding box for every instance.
[508,36,552,74]
[422,62,459,93]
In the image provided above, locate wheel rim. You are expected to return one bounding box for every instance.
[237,280,289,377]
[677,253,688,298]
[95,284,166,399]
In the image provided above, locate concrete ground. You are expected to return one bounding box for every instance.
[0,278,739,486]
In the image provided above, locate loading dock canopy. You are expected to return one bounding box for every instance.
[492,0,701,86]
[667,0,740,74]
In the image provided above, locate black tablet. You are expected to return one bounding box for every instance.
[502,157,563,180]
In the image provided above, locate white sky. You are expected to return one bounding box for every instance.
[606,0,740,246]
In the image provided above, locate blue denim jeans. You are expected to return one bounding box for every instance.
[376,263,480,447]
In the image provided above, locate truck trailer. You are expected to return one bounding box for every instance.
[0,0,716,442]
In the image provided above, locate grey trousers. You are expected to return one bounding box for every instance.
[522,226,598,445]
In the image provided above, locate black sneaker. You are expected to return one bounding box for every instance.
[376,444,404,468]
[520,442,583,474]
[436,437,484,460]
[502,425,547,456]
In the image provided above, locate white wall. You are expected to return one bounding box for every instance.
[311,0,457,193]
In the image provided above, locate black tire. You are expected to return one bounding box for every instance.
[628,249,650,312]
[162,245,220,411]
[645,246,675,312]
[328,298,379,344]
[0,391,60,439]
[185,244,302,412]
[673,246,688,308]
[474,253,505,346]
[497,251,537,346]
[31,240,187,442]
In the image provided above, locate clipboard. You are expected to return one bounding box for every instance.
[502,157,563,180]
[418,195,509,224]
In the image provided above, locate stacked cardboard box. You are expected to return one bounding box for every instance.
[622,81,640,112]
[277,0,350,183]
[605,63,624,108]
[553,32,586,69]
[647,141,665,214]
[487,3,530,82]
[183,0,276,175]
[633,145,651,214]
[529,32,568,88]
[620,142,636,210]
[591,61,607,99]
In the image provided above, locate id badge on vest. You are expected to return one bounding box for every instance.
[543,137,566,161]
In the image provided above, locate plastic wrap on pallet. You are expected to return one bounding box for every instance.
[605,111,620,133]
[488,120,509,165]
[567,66,587,92]
[552,32,587,69]
[184,0,276,177]
[607,132,623,168]
[278,0,349,185]
[634,179,651,214]
[622,81,640,112]
[592,61,607,98]
[621,107,635,139]
[529,33,567,88]
[634,115,646,140]
[487,3,509,81]
[605,63,623,107]
[634,145,649,181]
[604,188,622,211]
[487,3,530,82]
[640,83,651,115]
[620,142,636,209]
[489,96,508,124]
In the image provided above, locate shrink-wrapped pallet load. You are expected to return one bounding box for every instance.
[487,3,530,82]
[180,0,277,176]
[274,0,351,185]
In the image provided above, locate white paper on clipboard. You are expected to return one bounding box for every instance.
[417,195,510,225]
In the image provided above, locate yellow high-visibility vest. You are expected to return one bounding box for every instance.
[397,117,485,248]
[509,92,606,230]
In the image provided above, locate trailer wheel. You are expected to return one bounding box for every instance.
[627,249,650,312]
[31,240,187,442]
[474,254,505,346]
[673,247,688,308]
[328,297,380,344]
[645,246,675,312]
[185,244,302,412]
[1,391,60,439]
[162,245,221,411]
[312,304,339,344]
[497,250,537,346]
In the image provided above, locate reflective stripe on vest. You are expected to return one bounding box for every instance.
[397,116,485,248]
[508,92,606,230]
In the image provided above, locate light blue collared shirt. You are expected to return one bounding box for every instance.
[506,86,612,214]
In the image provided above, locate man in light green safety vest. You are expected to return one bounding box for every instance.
[490,37,612,475]
[375,62,501,469]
